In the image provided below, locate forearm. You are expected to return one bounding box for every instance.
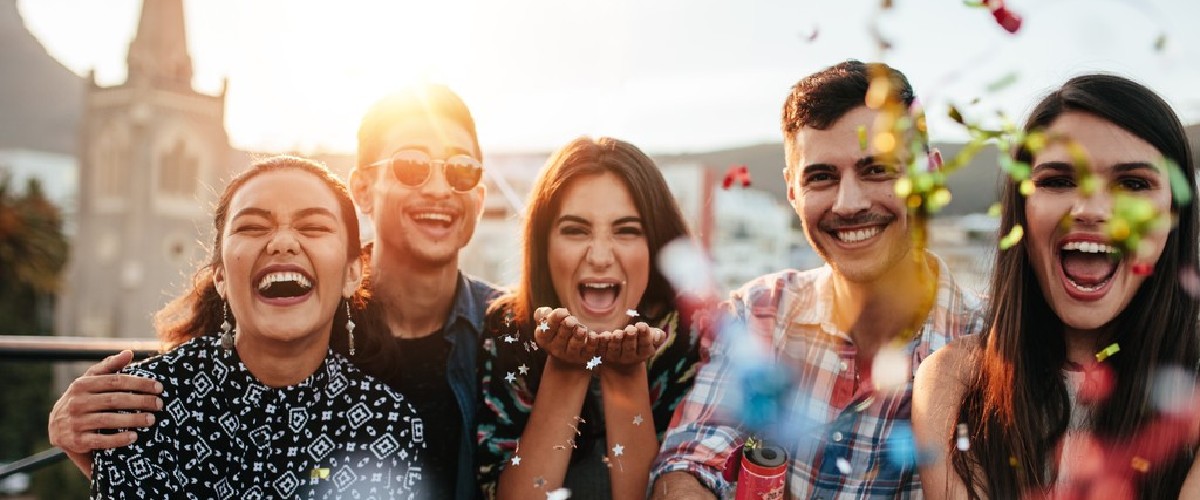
[649,471,717,500]
[496,356,592,499]
[600,363,657,500]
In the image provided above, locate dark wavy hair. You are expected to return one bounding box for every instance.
[154,155,367,351]
[951,74,1200,499]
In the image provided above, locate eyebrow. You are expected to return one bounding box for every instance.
[1032,161,1161,175]
[556,215,642,225]
[801,163,837,176]
[230,207,338,221]
[1030,161,1076,175]
[394,145,476,158]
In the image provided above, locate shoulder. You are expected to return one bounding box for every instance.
[728,268,823,308]
[929,252,988,335]
[121,336,214,387]
[463,273,506,303]
[914,335,981,409]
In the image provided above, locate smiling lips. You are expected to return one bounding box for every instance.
[1058,239,1121,298]
[578,281,621,316]
[254,268,314,305]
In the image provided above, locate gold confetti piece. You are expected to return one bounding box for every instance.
[1009,456,1019,467]
[1095,343,1120,362]
[858,125,869,151]
[1131,456,1150,473]
[310,467,330,480]
[874,131,896,154]
[1019,179,1034,196]
[985,72,1019,93]
[999,225,1024,250]
[987,202,1002,218]
[894,177,913,197]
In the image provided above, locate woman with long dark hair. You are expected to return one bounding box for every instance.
[913,74,1200,499]
[475,136,706,499]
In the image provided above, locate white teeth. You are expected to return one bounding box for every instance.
[1061,241,1119,254]
[1067,279,1102,293]
[582,283,617,289]
[413,212,452,223]
[257,272,312,290]
[836,227,881,243]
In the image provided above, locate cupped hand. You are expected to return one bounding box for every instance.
[532,307,601,365]
[594,322,666,367]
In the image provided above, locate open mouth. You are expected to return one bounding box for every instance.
[255,270,314,300]
[577,282,621,315]
[1058,240,1121,294]
[830,225,884,244]
[409,210,456,230]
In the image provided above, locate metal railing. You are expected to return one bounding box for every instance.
[0,335,163,482]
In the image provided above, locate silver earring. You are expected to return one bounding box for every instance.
[346,300,356,356]
[219,301,236,354]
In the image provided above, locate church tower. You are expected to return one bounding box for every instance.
[57,0,232,340]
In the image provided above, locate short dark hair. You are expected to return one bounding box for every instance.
[780,60,915,170]
[354,83,482,170]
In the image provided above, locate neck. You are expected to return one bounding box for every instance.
[1062,326,1108,367]
[830,249,938,358]
[235,327,329,388]
[371,250,460,339]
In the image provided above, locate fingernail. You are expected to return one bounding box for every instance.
[156,398,163,410]
[146,414,155,425]
[154,382,164,393]
[127,432,137,444]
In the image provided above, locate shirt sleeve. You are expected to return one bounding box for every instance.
[475,311,540,498]
[90,386,180,498]
[650,300,751,497]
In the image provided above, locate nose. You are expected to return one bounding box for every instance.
[420,163,453,199]
[266,228,301,255]
[832,176,871,217]
[586,238,614,270]
[1071,186,1112,227]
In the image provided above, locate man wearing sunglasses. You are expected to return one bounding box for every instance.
[347,84,500,500]
[46,84,499,500]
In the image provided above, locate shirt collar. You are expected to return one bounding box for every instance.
[442,272,487,337]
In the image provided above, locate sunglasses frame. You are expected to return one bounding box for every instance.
[368,151,483,193]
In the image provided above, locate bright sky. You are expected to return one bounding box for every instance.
[17,0,1200,154]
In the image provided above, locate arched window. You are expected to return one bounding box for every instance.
[92,126,130,210]
[157,138,198,198]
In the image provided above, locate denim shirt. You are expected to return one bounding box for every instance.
[442,273,502,500]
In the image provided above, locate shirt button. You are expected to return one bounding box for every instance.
[831,431,844,442]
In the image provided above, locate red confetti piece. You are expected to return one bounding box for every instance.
[722,165,751,189]
[991,6,1022,33]
[1132,262,1154,276]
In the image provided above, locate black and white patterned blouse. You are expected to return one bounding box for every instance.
[91,335,425,499]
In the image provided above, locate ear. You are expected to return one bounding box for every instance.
[784,168,798,209]
[212,265,228,300]
[470,183,487,221]
[350,168,375,217]
[928,148,944,172]
[342,256,364,298]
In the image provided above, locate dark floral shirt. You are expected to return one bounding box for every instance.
[91,335,425,499]
[475,307,710,497]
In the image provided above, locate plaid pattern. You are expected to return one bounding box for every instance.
[652,253,985,499]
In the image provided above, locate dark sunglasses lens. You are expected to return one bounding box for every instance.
[445,158,483,191]
[391,157,431,187]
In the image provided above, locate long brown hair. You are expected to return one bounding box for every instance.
[952,74,1200,498]
[154,155,367,351]
[490,136,689,326]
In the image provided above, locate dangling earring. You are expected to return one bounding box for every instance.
[345,300,356,356]
[219,301,236,355]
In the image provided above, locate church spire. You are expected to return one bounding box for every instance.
[126,0,194,89]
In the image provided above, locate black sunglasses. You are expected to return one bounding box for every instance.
[369,150,483,193]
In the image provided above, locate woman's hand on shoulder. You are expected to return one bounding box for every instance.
[533,307,601,366]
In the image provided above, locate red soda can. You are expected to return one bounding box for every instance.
[735,444,787,499]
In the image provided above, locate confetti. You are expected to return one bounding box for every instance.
[632,414,644,426]
[990,5,1022,33]
[722,165,751,189]
[586,356,602,370]
[1132,262,1154,276]
[1154,32,1167,52]
[511,455,522,466]
[310,467,330,479]
[956,423,970,451]
[505,372,517,384]
[612,443,625,457]
[625,309,638,317]
[998,224,1023,250]
[537,320,550,332]
[804,26,819,42]
[872,345,910,392]
[985,72,1019,93]
[518,364,530,375]
[1095,343,1120,363]
[546,488,571,500]
[1131,456,1150,473]
[1152,366,1197,415]
[835,457,852,474]
[504,335,518,344]
[857,125,869,151]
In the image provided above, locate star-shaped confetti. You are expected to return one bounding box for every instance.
[546,488,571,500]
[511,455,521,466]
[504,335,518,344]
[625,309,638,317]
[505,372,517,384]
[632,414,644,426]
[537,320,550,332]
[585,356,602,370]
[518,364,530,375]
[612,443,625,457]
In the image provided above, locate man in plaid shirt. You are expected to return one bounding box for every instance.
[650,61,986,499]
